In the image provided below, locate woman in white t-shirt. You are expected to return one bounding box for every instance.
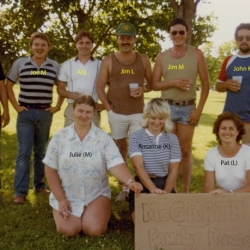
[203,111,250,193]
[43,94,142,237]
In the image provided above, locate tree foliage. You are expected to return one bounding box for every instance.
[0,0,216,72]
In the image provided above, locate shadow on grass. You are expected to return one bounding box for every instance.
[199,112,218,127]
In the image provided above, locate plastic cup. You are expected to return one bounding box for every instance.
[232,76,242,89]
[129,83,138,96]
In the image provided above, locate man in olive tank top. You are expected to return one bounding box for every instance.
[152,18,210,193]
[97,23,152,200]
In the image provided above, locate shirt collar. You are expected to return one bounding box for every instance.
[68,122,97,141]
[145,128,163,139]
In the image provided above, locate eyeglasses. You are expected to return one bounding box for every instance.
[236,36,250,42]
[170,30,186,36]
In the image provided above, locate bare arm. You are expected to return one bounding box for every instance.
[96,57,112,111]
[140,54,152,92]
[163,162,179,193]
[0,80,10,127]
[152,52,191,91]
[203,170,215,193]
[45,165,72,217]
[57,80,81,100]
[6,79,28,113]
[131,155,166,194]
[188,49,210,125]
[216,79,240,93]
[109,163,143,195]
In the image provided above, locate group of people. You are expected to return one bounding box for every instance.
[0,17,250,237]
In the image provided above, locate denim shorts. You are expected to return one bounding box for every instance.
[170,104,196,125]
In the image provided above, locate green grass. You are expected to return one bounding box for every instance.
[0,86,225,249]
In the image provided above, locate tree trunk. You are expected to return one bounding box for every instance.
[169,0,201,45]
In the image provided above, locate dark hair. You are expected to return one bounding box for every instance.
[30,32,50,47]
[73,94,95,110]
[213,112,245,144]
[167,18,188,32]
[234,23,250,39]
[75,30,94,44]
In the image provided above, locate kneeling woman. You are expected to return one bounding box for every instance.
[203,112,250,194]
[43,95,142,237]
[128,98,181,222]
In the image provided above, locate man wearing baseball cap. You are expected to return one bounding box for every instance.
[97,22,152,201]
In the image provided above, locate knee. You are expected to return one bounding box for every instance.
[181,147,192,158]
[56,224,81,238]
[82,223,108,237]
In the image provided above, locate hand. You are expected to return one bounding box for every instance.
[95,103,105,113]
[173,78,191,90]
[131,86,144,98]
[128,181,143,196]
[46,106,61,114]
[68,91,81,100]
[225,79,241,92]
[58,198,72,219]
[149,188,166,194]
[1,110,10,127]
[209,188,227,194]
[16,106,28,113]
[188,108,202,125]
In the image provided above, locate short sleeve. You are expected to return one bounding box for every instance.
[57,61,70,83]
[103,134,124,169]
[43,134,60,169]
[129,131,142,157]
[169,134,181,162]
[7,58,22,83]
[204,149,215,171]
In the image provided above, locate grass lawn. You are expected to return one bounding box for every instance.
[0,86,225,250]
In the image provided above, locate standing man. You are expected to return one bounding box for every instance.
[152,18,210,193]
[97,23,152,200]
[6,32,64,204]
[0,61,10,128]
[216,23,250,145]
[57,30,102,127]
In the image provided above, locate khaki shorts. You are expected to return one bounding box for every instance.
[242,122,250,144]
[63,103,100,128]
[107,110,142,139]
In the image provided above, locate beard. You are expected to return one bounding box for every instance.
[239,44,250,53]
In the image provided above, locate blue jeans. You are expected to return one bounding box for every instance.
[14,109,52,196]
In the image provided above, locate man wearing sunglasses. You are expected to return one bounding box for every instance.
[152,17,210,193]
[216,23,250,146]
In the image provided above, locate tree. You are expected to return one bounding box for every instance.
[0,0,216,72]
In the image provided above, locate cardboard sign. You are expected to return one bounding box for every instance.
[135,193,250,250]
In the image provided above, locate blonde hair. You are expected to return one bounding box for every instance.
[140,98,173,132]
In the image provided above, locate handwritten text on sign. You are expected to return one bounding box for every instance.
[135,193,250,250]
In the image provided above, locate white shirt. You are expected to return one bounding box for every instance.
[58,57,101,102]
[204,144,250,191]
[43,123,124,217]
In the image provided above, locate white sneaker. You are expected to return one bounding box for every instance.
[115,190,129,202]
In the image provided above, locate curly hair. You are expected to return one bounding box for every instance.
[213,112,245,144]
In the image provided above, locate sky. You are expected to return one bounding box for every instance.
[160,0,250,51]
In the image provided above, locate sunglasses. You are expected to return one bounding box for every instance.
[170,30,186,36]
[236,36,250,42]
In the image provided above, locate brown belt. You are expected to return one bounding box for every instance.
[165,99,196,107]
[20,103,51,110]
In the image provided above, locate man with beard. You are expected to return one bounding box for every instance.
[97,23,152,200]
[216,23,250,145]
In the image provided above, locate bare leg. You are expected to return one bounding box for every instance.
[81,196,110,236]
[53,209,81,237]
[173,123,195,193]
[114,138,128,164]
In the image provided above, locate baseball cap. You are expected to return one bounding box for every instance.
[116,23,137,36]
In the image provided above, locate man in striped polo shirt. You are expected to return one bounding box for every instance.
[6,32,64,204]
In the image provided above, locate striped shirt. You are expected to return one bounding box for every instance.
[129,128,181,177]
[7,56,60,104]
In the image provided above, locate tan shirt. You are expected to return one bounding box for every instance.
[161,46,198,100]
